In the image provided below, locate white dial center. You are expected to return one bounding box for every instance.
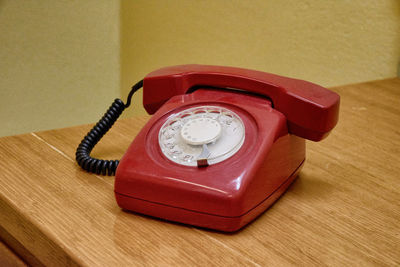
[181,118,222,145]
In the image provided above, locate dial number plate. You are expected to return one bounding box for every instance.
[158,106,245,166]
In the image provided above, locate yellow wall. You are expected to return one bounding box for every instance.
[0,1,120,137]
[121,0,400,116]
[1,1,399,136]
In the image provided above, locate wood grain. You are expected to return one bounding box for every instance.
[0,241,27,267]
[0,78,399,266]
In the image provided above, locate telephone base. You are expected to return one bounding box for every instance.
[115,161,303,232]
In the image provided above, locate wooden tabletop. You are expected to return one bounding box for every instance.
[0,78,399,266]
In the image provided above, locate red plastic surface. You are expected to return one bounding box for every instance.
[115,161,303,232]
[143,64,340,141]
[115,89,306,232]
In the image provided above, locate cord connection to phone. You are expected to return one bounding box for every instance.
[75,80,143,175]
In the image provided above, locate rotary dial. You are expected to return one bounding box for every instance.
[158,106,245,167]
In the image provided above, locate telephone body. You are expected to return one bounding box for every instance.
[113,65,340,232]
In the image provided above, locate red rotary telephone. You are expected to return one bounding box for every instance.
[76,64,340,232]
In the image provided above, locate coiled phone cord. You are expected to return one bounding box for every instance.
[75,80,143,175]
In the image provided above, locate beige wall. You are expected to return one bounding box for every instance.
[121,0,400,116]
[0,1,120,137]
[1,1,399,136]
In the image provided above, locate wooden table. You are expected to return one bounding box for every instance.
[0,79,399,266]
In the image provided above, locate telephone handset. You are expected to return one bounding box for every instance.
[76,64,339,232]
[143,65,339,141]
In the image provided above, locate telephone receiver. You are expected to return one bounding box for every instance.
[76,64,340,232]
[143,65,339,141]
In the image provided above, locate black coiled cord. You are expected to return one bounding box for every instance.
[75,80,143,175]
